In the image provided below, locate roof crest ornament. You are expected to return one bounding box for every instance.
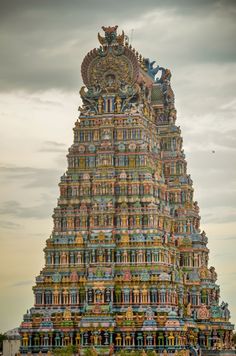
[98,25,124,47]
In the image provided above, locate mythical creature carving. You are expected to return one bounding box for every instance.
[79,86,98,113]
[209,266,217,281]
[98,25,124,46]
[197,304,210,320]
[220,302,231,320]
[144,58,160,79]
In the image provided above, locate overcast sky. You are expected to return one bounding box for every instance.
[0,0,236,332]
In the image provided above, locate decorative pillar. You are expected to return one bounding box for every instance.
[144,333,147,347]
[153,332,156,346]
[84,332,88,346]
[131,332,135,346]
[104,331,109,345]
[29,334,32,347]
[122,332,125,347]
[110,331,113,345]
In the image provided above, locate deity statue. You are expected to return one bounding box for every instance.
[61,252,67,265]
[70,271,78,282]
[63,308,72,321]
[143,103,149,117]
[162,232,168,244]
[77,251,82,264]
[186,303,192,317]
[98,96,103,113]
[115,95,122,113]
[121,215,128,227]
[126,306,134,320]
[75,233,83,244]
[121,232,129,243]
[142,285,148,303]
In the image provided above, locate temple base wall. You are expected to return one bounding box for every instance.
[16,349,236,356]
[202,350,236,356]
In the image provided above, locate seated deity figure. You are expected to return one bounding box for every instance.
[63,308,72,321]
[126,306,134,320]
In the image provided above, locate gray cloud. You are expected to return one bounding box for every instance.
[0,0,235,92]
[187,151,236,173]
[0,165,62,189]
[44,141,66,147]
[216,236,236,241]
[0,220,22,230]
[0,199,54,219]
[202,212,236,224]
[213,131,236,150]
[201,191,236,209]
[30,97,63,107]
[11,280,34,288]
[39,140,67,153]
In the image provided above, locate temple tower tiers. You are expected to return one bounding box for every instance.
[19,26,234,355]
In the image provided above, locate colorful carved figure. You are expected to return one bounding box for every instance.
[19,25,234,355]
[97,96,103,113]
[115,95,122,113]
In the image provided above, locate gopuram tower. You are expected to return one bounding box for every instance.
[19,26,234,355]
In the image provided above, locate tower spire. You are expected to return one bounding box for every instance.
[19,26,234,355]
